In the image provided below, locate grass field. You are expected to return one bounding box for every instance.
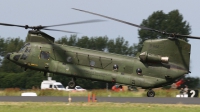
[0,88,199,112]
[0,102,199,112]
[0,88,185,97]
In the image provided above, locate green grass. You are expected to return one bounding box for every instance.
[0,88,189,97]
[0,102,199,112]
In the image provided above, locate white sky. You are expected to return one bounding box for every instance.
[0,0,199,77]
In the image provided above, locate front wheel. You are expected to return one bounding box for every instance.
[147,90,155,97]
[68,80,76,89]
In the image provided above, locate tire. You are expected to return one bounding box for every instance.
[68,81,76,89]
[128,86,134,91]
[147,90,155,97]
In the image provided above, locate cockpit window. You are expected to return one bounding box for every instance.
[20,54,28,60]
[25,47,31,53]
[19,43,30,52]
[40,51,50,60]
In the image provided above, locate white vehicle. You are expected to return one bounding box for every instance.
[176,94,188,98]
[41,77,66,91]
[21,92,37,96]
[66,86,86,91]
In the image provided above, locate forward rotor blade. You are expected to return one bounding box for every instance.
[43,28,78,33]
[72,8,152,30]
[43,19,105,28]
[0,22,27,28]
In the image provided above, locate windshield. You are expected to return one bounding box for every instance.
[57,85,65,88]
[19,43,30,52]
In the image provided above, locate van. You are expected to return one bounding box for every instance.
[41,77,66,91]
[66,86,86,91]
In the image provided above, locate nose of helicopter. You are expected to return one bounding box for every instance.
[6,53,21,61]
[6,53,11,60]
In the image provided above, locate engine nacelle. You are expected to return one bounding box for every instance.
[139,51,169,63]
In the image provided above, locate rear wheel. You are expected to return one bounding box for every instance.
[147,90,155,97]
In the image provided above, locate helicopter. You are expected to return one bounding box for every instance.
[3,9,200,97]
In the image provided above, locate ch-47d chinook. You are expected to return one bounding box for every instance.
[3,10,200,97]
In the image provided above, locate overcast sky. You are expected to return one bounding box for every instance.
[0,0,199,77]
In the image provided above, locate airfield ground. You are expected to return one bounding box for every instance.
[0,89,199,111]
[0,102,199,112]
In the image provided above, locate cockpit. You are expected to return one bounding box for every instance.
[6,43,31,62]
[19,43,31,52]
[18,43,31,60]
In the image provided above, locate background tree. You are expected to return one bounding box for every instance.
[135,10,199,89]
[134,10,191,54]
[0,37,24,72]
[178,77,200,89]
[76,36,108,51]
[107,37,134,56]
[56,35,77,46]
[0,38,5,66]
[90,36,108,51]
[56,35,134,55]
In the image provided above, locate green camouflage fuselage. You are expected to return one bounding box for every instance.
[8,31,190,89]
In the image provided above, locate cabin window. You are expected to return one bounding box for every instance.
[40,51,50,60]
[113,64,119,70]
[67,57,72,63]
[90,60,95,67]
[136,68,142,75]
[20,54,28,60]
[13,54,21,61]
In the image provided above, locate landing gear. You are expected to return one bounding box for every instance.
[147,89,155,97]
[44,72,47,77]
[68,78,76,89]
[24,68,27,71]
[43,72,50,77]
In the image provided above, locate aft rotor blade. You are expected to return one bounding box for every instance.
[43,28,78,33]
[72,8,152,30]
[72,8,200,39]
[43,19,105,28]
[177,34,200,39]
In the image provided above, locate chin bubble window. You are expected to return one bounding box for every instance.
[113,64,119,70]
[136,68,142,75]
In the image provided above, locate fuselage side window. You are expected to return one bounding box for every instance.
[40,51,50,60]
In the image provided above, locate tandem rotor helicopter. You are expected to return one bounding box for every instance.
[2,8,200,97]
